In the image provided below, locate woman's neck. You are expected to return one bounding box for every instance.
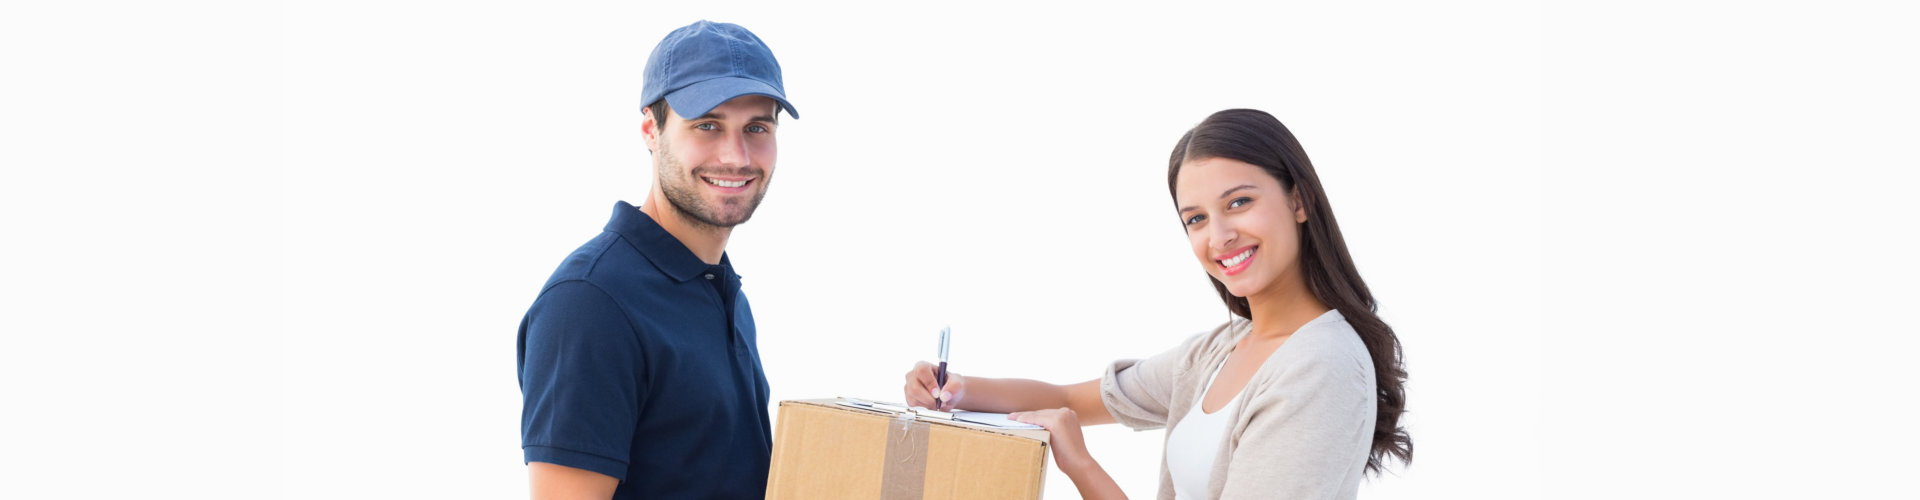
[1244,266,1330,340]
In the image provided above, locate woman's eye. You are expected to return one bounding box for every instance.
[1229,197,1252,208]
[1184,214,1206,226]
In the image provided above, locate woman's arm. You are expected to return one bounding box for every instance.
[1009,407,1127,500]
[903,362,1114,425]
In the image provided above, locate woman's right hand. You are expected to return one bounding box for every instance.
[904,361,965,411]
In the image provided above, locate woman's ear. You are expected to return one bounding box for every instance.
[1291,187,1308,223]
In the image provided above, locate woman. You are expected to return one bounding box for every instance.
[902,109,1410,499]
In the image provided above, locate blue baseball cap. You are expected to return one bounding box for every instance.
[641,21,798,120]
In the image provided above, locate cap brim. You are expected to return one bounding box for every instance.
[663,76,799,120]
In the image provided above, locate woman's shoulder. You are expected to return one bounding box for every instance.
[1269,309,1374,385]
[1186,316,1252,356]
[1145,317,1250,377]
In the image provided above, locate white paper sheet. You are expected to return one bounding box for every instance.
[951,411,1043,430]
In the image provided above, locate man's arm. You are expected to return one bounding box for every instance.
[529,462,618,500]
[519,280,642,498]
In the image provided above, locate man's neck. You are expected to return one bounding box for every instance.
[638,195,731,265]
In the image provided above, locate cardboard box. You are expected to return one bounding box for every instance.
[766,399,1051,499]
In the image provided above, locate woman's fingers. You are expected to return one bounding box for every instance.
[905,362,964,410]
[903,361,937,407]
[934,373,959,411]
[1009,407,1076,429]
[1010,408,1091,470]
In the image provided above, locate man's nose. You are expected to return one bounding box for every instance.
[715,132,750,167]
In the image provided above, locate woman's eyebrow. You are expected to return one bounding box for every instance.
[1218,184,1257,199]
[1178,184,1259,213]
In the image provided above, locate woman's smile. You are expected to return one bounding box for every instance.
[1217,245,1259,276]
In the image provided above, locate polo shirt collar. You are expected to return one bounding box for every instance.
[606,201,735,283]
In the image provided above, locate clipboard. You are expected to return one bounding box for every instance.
[836,397,1044,430]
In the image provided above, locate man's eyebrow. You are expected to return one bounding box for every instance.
[690,111,780,124]
[1177,184,1260,213]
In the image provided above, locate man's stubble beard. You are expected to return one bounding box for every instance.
[655,132,769,230]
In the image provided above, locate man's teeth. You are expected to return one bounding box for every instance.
[1220,248,1254,267]
[703,177,747,188]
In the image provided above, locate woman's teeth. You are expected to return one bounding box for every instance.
[1220,248,1254,267]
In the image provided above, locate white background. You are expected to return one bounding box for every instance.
[4,0,1917,498]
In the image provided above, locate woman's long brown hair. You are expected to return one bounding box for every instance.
[1167,109,1412,474]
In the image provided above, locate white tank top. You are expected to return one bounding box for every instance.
[1166,361,1238,500]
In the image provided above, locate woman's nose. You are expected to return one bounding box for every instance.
[1209,220,1237,252]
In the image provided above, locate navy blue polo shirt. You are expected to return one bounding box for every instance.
[518,201,772,499]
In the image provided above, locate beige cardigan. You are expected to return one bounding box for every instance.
[1099,310,1376,499]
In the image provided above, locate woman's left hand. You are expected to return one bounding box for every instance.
[1009,407,1093,472]
[1010,407,1128,499]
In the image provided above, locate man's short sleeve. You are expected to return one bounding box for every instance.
[518,280,644,480]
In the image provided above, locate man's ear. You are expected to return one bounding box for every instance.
[1291,187,1308,223]
[641,107,662,154]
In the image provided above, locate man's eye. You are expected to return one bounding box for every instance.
[747,124,769,133]
[1184,214,1206,226]
[1229,197,1252,208]
[695,123,717,131]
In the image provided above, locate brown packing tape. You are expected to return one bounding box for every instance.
[880,414,930,500]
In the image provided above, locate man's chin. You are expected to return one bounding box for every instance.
[694,209,757,228]
[710,198,763,225]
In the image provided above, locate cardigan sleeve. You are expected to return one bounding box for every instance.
[1099,324,1219,431]
[1217,329,1376,500]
